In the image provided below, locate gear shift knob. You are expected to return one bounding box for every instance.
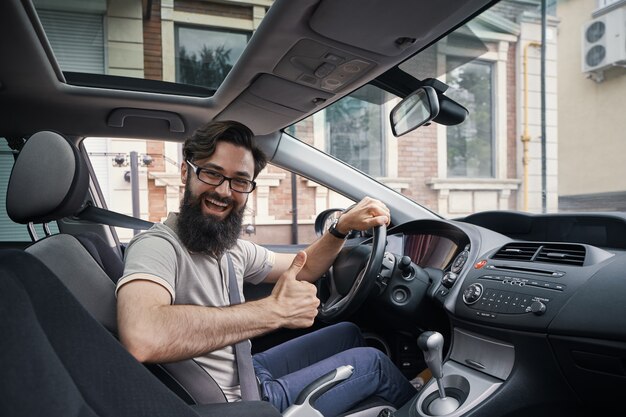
[417,331,444,380]
[417,331,460,415]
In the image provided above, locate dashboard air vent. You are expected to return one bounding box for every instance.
[535,244,586,266]
[492,243,541,261]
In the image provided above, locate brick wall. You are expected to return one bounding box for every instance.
[143,0,162,80]
[146,141,168,222]
[397,125,439,212]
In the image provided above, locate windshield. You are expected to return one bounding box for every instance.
[291,0,626,218]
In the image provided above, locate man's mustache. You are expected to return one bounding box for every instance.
[198,191,234,207]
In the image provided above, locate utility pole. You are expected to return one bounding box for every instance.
[129,151,140,235]
[540,0,547,213]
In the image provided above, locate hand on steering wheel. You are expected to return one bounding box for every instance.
[318,223,387,321]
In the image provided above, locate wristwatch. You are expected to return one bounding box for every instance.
[328,218,349,239]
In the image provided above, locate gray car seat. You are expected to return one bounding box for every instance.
[6,130,227,404]
[0,248,280,417]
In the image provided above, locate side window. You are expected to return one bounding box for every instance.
[0,139,59,242]
[83,137,157,243]
[83,137,346,245]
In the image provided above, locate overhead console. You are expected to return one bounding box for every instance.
[215,0,498,135]
[274,39,375,93]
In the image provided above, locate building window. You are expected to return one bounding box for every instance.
[597,0,622,10]
[35,9,104,74]
[325,86,385,176]
[445,58,494,178]
[175,25,250,90]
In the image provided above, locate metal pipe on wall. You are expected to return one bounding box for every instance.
[522,41,541,212]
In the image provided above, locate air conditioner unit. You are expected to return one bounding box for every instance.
[581,7,626,73]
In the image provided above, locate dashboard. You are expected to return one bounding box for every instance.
[380,211,626,415]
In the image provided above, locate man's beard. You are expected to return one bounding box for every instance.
[177,188,245,257]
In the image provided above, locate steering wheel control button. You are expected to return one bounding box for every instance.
[463,283,483,305]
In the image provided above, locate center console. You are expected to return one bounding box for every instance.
[393,328,514,417]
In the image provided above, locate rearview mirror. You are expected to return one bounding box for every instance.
[389,86,440,137]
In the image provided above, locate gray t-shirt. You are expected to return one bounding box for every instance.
[117,212,275,401]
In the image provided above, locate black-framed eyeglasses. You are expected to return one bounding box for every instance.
[186,160,256,193]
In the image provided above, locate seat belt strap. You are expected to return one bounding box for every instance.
[226,254,261,401]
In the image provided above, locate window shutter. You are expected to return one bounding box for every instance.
[37,9,104,74]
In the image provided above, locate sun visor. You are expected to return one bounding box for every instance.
[309,0,452,56]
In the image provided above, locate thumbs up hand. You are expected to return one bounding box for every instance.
[270,251,320,329]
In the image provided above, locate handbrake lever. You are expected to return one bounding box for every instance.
[282,365,354,417]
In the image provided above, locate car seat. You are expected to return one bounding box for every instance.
[5,130,228,404]
[0,249,280,417]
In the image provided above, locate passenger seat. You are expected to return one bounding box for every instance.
[0,248,280,417]
[5,130,226,404]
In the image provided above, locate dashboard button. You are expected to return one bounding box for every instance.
[392,288,408,303]
[474,260,487,269]
[463,283,483,305]
[530,300,547,315]
[436,288,449,298]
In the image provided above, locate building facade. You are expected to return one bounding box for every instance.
[557,0,626,211]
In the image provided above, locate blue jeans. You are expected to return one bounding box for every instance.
[252,322,416,417]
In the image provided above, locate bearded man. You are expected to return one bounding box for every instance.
[116,120,416,417]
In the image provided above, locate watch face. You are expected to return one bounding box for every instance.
[324,213,341,235]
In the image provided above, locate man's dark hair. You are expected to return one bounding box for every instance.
[183,120,267,178]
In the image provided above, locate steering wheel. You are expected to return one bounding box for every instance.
[318,224,387,321]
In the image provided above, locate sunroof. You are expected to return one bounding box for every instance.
[33,0,261,96]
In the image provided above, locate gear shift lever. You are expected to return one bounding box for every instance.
[417,331,459,415]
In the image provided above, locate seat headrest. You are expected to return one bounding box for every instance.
[7,131,89,224]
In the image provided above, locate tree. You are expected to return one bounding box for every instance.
[446,60,493,177]
[178,45,233,90]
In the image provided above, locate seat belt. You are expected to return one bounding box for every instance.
[226,254,261,401]
[75,204,154,230]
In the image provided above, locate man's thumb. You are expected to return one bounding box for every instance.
[285,251,307,278]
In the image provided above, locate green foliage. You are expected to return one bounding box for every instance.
[446,60,493,178]
[178,45,233,90]
[326,95,383,176]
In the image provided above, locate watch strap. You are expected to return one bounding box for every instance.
[329,219,348,239]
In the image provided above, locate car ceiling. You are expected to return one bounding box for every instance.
[0,0,496,142]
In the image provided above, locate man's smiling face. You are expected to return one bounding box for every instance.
[181,141,255,219]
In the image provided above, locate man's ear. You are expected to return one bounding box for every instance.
[181,162,187,184]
